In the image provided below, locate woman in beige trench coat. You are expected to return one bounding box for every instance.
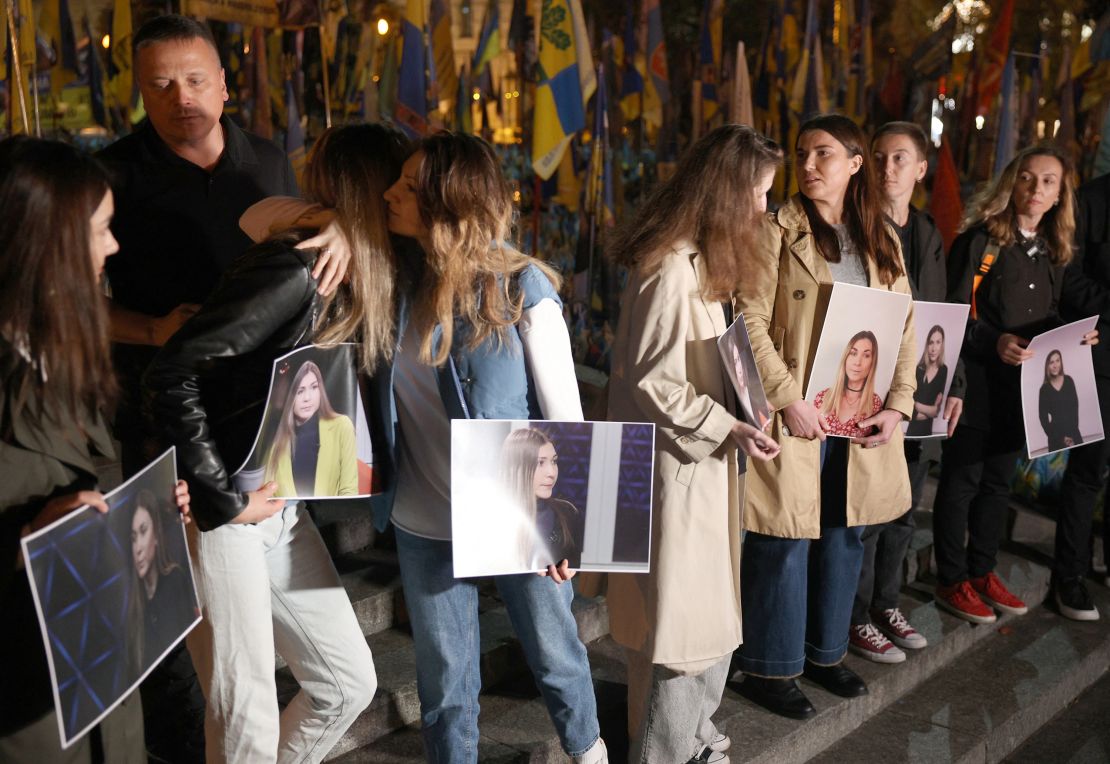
[733,115,916,720]
[606,126,782,764]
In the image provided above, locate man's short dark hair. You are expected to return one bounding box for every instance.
[871,121,930,161]
[133,14,218,56]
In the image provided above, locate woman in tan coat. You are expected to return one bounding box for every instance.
[607,125,782,764]
[734,114,916,719]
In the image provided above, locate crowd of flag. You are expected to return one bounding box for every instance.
[3,0,1110,372]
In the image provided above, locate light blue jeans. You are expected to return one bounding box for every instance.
[394,527,600,763]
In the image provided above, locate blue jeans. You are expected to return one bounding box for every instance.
[738,439,866,677]
[394,528,600,763]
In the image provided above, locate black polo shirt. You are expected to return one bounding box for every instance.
[99,114,299,317]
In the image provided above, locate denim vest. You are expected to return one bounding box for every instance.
[369,263,561,530]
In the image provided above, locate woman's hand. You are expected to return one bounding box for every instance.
[297,218,351,296]
[1082,329,1099,346]
[539,560,575,583]
[781,399,828,441]
[1064,436,1076,447]
[231,482,284,525]
[944,396,964,437]
[852,409,904,448]
[173,480,193,525]
[152,303,202,346]
[26,491,109,536]
[997,333,1033,365]
[730,420,781,461]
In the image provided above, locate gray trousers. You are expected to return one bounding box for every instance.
[851,455,931,624]
[626,651,730,763]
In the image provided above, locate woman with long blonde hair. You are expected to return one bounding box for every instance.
[379,131,607,764]
[147,123,409,761]
[815,331,883,437]
[934,144,1095,627]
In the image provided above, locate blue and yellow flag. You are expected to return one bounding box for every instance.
[430,0,456,109]
[587,64,615,228]
[40,0,80,96]
[697,0,723,123]
[532,0,595,181]
[396,0,432,137]
[84,19,108,128]
[641,0,668,127]
[472,0,500,77]
[618,1,642,122]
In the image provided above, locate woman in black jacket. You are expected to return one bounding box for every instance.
[0,137,190,762]
[146,124,408,762]
[1038,349,1083,452]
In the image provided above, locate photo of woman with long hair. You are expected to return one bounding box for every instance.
[129,489,196,676]
[1038,349,1083,452]
[499,428,582,570]
[815,331,884,438]
[907,325,949,437]
[263,360,358,497]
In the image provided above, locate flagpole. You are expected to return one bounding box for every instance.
[5,0,30,133]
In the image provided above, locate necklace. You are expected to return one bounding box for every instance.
[846,385,863,393]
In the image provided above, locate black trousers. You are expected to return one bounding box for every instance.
[933,426,1021,586]
[1055,373,1110,581]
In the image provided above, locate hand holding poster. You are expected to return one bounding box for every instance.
[718,314,772,431]
[804,283,912,439]
[21,449,200,749]
[451,420,655,577]
[902,301,970,439]
[233,344,376,499]
[1021,316,1104,459]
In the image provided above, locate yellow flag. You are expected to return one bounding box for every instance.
[532,0,594,180]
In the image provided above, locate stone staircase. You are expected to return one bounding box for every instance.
[305,481,1110,763]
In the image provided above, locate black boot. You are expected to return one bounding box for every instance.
[802,661,868,697]
[736,675,816,720]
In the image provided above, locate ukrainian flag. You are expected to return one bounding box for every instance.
[533,0,595,181]
[396,0,431,137]
[472,1,500,78]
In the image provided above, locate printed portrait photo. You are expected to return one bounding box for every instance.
[21,449,200,749]
[234,344,376,499]
[902,301,969,439]
[451,420,655,577]
[718,314,772,431]
[1021,316,1105,459]
[805,283,912,439]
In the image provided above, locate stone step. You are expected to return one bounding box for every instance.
[276,591,609,761]
[812,581,1110,763]
[1006,667,1110,763]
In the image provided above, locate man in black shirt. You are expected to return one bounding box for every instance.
[98,15,348,762]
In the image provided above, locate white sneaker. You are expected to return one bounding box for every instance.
[707,732,731,752]
[573,738,608,764]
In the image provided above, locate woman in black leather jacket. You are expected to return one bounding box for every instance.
[145,124,409,763]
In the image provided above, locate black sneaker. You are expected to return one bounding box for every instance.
[1055,578,1100,621]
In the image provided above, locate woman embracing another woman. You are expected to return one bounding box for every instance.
[734,114,917,718]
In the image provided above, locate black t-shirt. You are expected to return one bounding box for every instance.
[99,115,299,317]
[908,363,948,436]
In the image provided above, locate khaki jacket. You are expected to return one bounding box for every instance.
[606,244,744,668]
[738,197,916,539]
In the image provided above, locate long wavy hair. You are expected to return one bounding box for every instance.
[264,361,342,481]
[959,145,1077,266]
[797,114,904,286]
[609,124,783,298]
[917,324,945,372]
[1043,349,1065,385]
[820,331,879,420]
[299,123,411,372]
[0,136,116,420]
[409,132,559,366]
[499,427,576,564]
[128,489,181,670]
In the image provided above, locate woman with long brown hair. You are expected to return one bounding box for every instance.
[147,123,408,762]
[0,136,190,762]
[379,131,608,763]
[606,124,782,763]
[934,145,1095,626]
[734,114,917,718]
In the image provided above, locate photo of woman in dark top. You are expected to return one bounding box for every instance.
[1038,349,1083,452]
[500,428,583,569]
[908,325,949,436]
[129,489,197,676]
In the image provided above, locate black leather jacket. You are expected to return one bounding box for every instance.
[145,235,322,530]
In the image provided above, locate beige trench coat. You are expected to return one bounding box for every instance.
[737,197,916,539]
[606,244,744,668]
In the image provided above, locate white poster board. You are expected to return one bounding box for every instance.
[902,301,970,439]
[718,314,773,431]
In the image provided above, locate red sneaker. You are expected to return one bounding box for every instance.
[935,581,998,624]
[849,623,906,664]
[969,572,1028,615]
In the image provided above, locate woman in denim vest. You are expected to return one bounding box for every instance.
[377,132,607,764]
